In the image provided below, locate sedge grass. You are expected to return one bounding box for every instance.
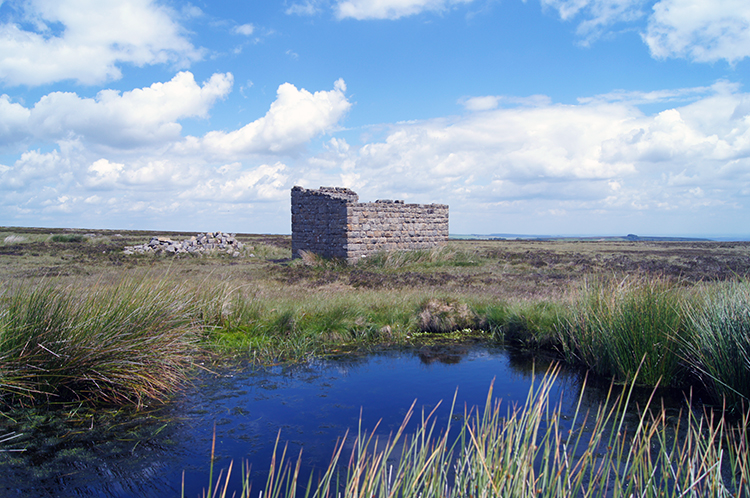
[561,275,689,386]
[357,245,481,270]
[0,276,201,407]
[203,288,426,360]
[682,280,750,412]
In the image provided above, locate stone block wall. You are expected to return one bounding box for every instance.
[291,186,449,263]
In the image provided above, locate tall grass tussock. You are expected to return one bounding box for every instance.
[0,276,202,407]
[561,276,689,387]
[683,280,750,412]
[358,246,480,269]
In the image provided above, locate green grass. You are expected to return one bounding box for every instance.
[682,280,750,412]
[357,245,481,270]
[204,288,429,360]
[247,242,292,260]
[559,276,689,387]
[49,234,85,243]
[475,299,567,349]
[202,366,750,497]
[1,232,52,246]
[0,276,201,407]
[3,234,750,495]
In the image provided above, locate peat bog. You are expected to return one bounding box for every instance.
[2,227,750,496]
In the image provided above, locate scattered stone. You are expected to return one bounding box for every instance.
[123,231,245,256]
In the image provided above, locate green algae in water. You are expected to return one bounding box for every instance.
[0,403,180,495]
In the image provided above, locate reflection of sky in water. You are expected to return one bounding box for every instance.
[1,345,689,497]
[161,345,586,497]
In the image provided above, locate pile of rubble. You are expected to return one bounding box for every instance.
[123,231,245,256]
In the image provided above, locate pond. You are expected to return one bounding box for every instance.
[1,343,689,497]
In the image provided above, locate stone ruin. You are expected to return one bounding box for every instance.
[123,231,244,256]
[291,186,449,263]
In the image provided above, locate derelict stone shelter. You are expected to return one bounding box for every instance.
[291,186,449,263]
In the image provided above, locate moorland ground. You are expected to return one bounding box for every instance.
[3,226,749,294]
[3,227,750,496]
[3,226,750,402]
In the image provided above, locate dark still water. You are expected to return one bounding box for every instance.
[0,344,685,497]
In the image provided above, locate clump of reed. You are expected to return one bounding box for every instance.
[203,367,750,497]
[297,250,347,268]
[49,234,85,243]
[0,276,202,407]
[560,275,689,387]
[247,242,292,260]
[358,245,480,269]
[682,280,750,412]
[474,299,567,350]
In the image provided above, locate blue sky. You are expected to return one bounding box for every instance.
[1,0,750,237]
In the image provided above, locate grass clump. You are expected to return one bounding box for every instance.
[474,300,567,349]
[0,277,201,407]
[297,249,347,269]
[358,245,480,270]
[683,280,750,412]
[418,298,477,333]
[248,242,292,260]
[49,234,85,243]
[561,276,688,386]
[2,235,27,245]
[204,289,425,361]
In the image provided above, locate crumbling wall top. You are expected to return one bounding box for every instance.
[292,185,359,202]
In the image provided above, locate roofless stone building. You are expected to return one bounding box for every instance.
[291,186,449,263]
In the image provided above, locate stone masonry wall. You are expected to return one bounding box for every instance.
[291,186,356,260]
[291,186,449,263]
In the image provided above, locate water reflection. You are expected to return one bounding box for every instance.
[1,344,691,498]
[416,344,469,364]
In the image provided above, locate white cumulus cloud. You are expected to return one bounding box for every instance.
[0,71,233,149]
[179,162,289,202]
[541,0,646,42]
[286,1,324,16]
[0,94,30,144]
[301,83,750,235]
[197,79,351,157]
[0,75,352,231]
[541,0,750,63]
[644,0,750,63]
[0,0,203,86]
[232,23,255,35]
[335,0,474,20]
